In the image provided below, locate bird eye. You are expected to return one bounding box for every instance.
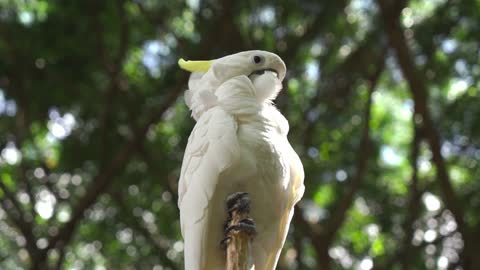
[253,55,263,64]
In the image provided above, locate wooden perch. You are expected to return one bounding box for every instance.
[224,192,256,270]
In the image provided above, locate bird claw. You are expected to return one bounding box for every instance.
[226,192,250,215]
[220,236,231,250]
[226,192,249,208]
[221,192,256,249]
[220,218,257,248]
[226,218,257,236]
[223,216,232,232]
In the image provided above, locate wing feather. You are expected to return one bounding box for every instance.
[178,107,239,270]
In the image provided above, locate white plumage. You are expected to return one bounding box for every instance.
[178,51,304,270]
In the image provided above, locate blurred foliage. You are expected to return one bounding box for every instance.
[0,0,479,269]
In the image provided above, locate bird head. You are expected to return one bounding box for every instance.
[178,50,286,85]
[179,51,286,119]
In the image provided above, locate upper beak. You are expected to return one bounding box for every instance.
[270,58,286,81]
[178,59,213,72]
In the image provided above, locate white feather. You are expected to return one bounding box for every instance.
[179,51,304,270]
[178,106,240,270]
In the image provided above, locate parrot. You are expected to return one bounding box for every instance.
[177,50,305,270]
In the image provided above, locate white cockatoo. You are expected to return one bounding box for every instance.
[178,50,305,270]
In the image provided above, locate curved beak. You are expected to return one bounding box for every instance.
[178,59,213,72]
[269,58,286,81]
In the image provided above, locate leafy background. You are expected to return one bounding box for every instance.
[1,0,479,269]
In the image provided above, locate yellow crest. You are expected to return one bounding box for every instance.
[178,59,213,72]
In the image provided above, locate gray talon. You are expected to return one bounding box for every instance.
[226,192,251,215]
[223,192,256,248]
[226,192,249,208]
[226,219,257,236]
[220,236,231,249]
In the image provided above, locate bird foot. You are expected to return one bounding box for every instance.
[220,218,257,249]
[226,192,250,215]
[220,236,231,249]
[220,192,256,250]
[226,218,257,236]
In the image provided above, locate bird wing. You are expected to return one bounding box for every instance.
[178,106,240,270]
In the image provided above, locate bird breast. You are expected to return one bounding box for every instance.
[227,105,289,190]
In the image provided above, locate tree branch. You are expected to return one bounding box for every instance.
[324,65,381,241]
[293,222,306,269]
[110,191,178,269]
[293,206,330,269]
[225,193,255,270]
[92,0,130,166]
[301,34,386,147]
[282,0,348,65]
[377,0,466,236]
[290,56,382,269]
[114,0,129,67]
[399,126,421,270]
[276,1,349,107]
[0,179,38,261]
[289,31,386,270]
[44,80,185,253]
[379,126,424,270]
[12,119,39,222]
[136,141,179,204]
